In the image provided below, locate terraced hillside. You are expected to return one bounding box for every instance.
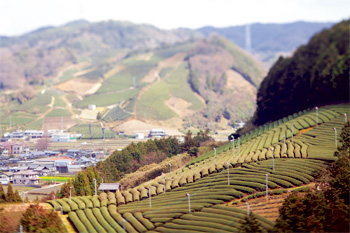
[48,104,349,232]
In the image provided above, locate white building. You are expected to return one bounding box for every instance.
[148,129,167,138]
[0,173,10,184]
[88,104,96,110]
[135,133,145,139]
[13,171,40,185]
[52,133,76,142]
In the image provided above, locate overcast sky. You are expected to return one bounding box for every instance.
[1,0,349,36]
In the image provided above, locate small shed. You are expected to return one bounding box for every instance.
[98,183,121,192]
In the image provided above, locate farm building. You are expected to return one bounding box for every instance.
[98,183,121,192]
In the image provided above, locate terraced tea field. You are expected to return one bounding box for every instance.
[47,104,349,232]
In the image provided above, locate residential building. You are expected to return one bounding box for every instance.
[74,156,94,166]
[12,171,40,185]
[148,129,167,138]
[0,142,29,156]
[0,173,10,184]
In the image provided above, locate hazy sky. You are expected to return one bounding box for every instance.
[1,0,349,36]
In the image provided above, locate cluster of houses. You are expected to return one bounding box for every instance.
[0,149,105,185]
[3,129,82,143]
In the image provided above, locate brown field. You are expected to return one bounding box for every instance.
[43,117,77,131]
[113,119,183,136]
[55,78,102,96]
[164,96,194,118]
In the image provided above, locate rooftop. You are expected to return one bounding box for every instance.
[98,183,120,191]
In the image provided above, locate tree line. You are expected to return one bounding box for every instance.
[0,183,22,203]
[60,130,213,196]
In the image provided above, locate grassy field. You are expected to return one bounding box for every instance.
[96,60,156,94]
[57,69,78,83]
[137,80,178,120]
[1,113,35,127]
[75,89,139,108]
[46,108,72,117]
[40,176,71,183]
[166,63,204,110]
[53,97,67,107]
[13,93,51,114]
[68,123,116,139]
[136,63,204,120]
[26,119,43,130]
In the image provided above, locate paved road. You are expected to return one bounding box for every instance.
[27,183,64,194]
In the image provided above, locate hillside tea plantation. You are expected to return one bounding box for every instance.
[47,104,348,232]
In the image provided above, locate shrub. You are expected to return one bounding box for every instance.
[21,204,64,232]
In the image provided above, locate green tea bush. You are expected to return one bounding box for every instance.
[76,210,97,233]
[84,208,107,233]
[92,208,116,233]
[68,212,88,233]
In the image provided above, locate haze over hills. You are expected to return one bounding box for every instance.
[198,21,334,66]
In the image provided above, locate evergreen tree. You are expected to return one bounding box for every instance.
[14,190,22,202]
[6,183,15,202]
[0,184,6,202]
[239,212,264,233]
[253,20,349,126]
[335,120,350,157]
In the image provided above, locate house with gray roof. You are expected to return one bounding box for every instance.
[98,183,121,192]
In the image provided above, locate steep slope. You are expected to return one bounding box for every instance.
[198,21,334,66]
[253,20,349,126]
[48,104,348,232]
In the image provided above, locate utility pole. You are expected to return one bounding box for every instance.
[179,154,181,175]
[238,137,241,162]
[265,174,268,200]
[225,162,230,185]
[245,202,250,216]
[271,147,275,171]
[93,178,97,196]
[214,148,216,167]
[162,172,165,193]
[186,193,191,213]
[291,122,294,143]
[69,186,72,204]
[231,138,235,160]
[315,106,318,126]
[168,163,172,180]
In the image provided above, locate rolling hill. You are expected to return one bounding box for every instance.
[0,21,266,133]
[47,103,349,232]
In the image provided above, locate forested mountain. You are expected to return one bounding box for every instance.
[252,20,349,126]
[198,21,334,65]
